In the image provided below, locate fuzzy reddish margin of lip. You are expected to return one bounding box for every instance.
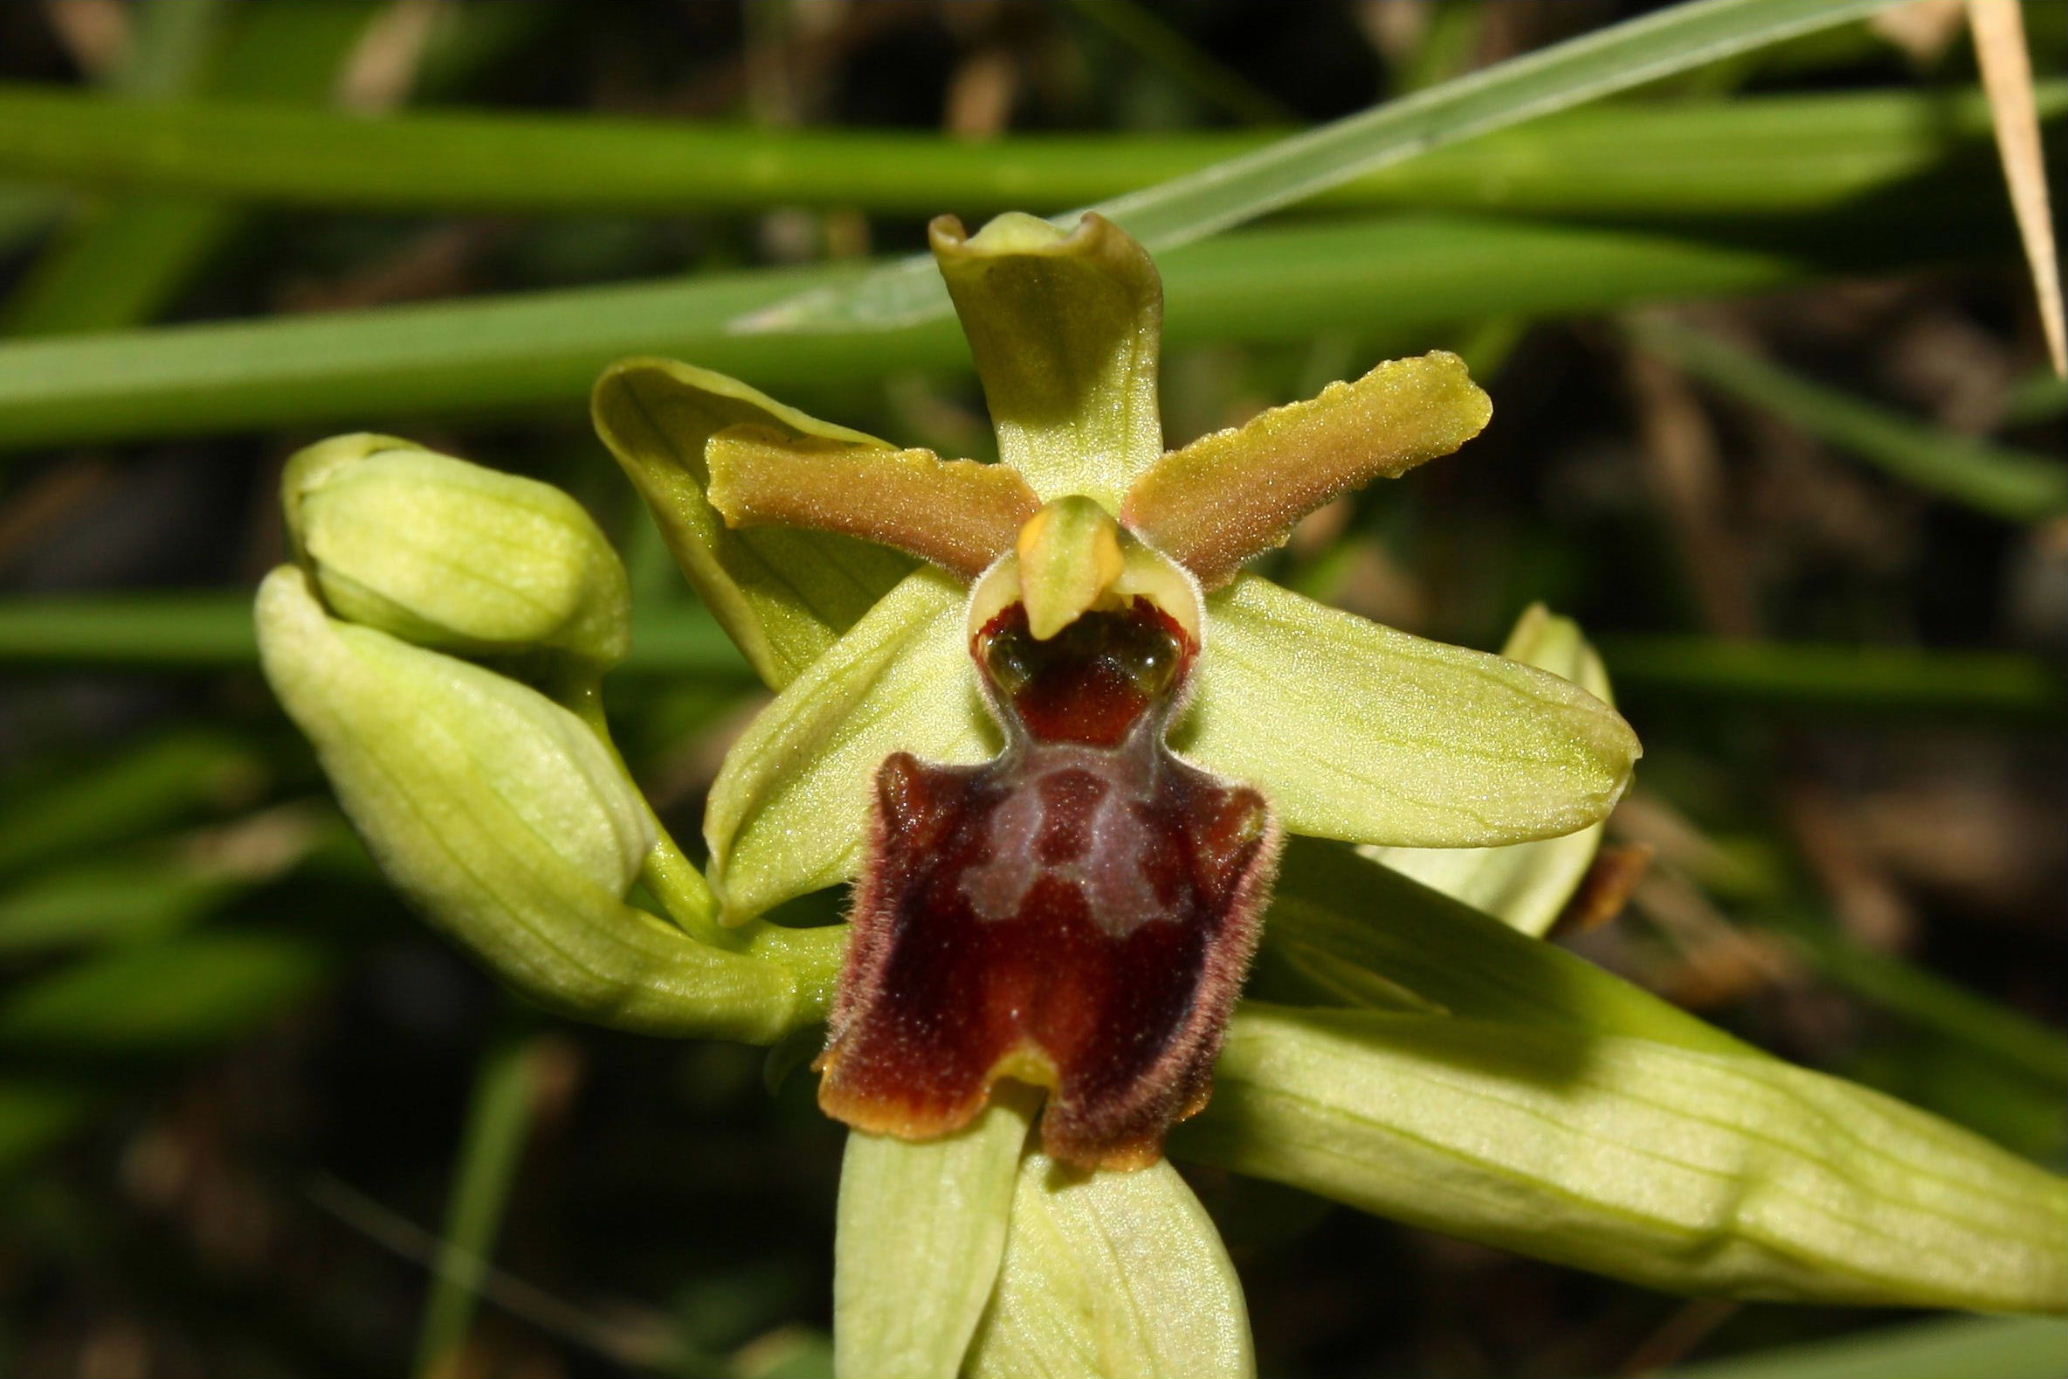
[816,601,1278,1171]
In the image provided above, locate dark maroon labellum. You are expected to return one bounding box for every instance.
[817,596,1280,1169]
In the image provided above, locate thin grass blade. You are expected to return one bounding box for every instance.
[740,0,1899,331]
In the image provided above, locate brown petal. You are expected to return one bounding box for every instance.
[707,425,1040,580]
[1124,351,1490,587]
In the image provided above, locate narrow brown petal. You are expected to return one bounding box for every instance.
[707,425,1042,580]
[1125,351,1491,587]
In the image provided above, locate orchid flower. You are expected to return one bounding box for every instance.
[594,211,1641,1169]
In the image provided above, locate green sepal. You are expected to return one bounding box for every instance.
[284,433,630,669]
[704,567,995,923]
[1366,603,1615,935]
[255,565,814,1043]
[931,213,1163,511]
[967,1154,1254,1379]
[835,1090,1034,1379]
[592,357,914,689]
[1175,576,1640,848]
[1183,1003,2068,1313]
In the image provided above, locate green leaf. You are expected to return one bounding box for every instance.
[415,1016,546,1379]
[591,357,914,689]
[1176,576,1640,848]
[966,1154,1254,1379]
[834,1094,1033,1379]
[1669,1316,2068,1379]
[3,1,378,339]
[1366,604,1615,935]
[704,568,994,924]
[930,213,1164,509]
[744,0,1898,331]
[1261,837,1748,1056]
[1180,1004,2068,1311]
[0,85,2055,222]
[256,565,817,1041]
[0,930,328,1058]
[0,215,1868,455]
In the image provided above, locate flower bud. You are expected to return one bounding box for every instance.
[256,565,810,1041]
[283,434,630,668]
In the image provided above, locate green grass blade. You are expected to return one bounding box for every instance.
[5,593,2063,719]
[0,594,270,666]
[742,0,1900,330]
[0,729,262,875]
[2003,369,2068,424]
[1631,318,2068,521]
[0,930,330,1057]
[0,855,236,954]
[0,84,2051,220]
[414,1015,546,1379]
[3,2,376,338]
[109,0,229,100]
[1597,634,2068,719]
[0,211,1965,453]
[1754,907,2068,1088]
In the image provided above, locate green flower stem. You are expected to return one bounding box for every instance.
[499,672,848,1003]
[0,211,1999,455]
[555,675,728,947]
[414,1010,542,1379]
[0,83,2049,219]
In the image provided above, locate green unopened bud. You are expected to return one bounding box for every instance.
[284,433,631,668]
[256,565,812,1041]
